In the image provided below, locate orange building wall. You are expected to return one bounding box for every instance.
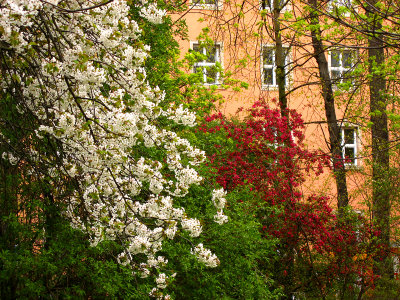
[170,1,373,213]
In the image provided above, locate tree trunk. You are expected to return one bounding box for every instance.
[365,0,392,278]
[308,0,349,210]
[272,3,295,298]
[273,0,287,117]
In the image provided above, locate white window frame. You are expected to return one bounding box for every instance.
[191,41,222,86]
[393,250,400,278]
[260,127,279,166]
[328,0,351,10]
[329,49,357,86]
[261,45,290,89]
[263,126,295,165]
[340,126,359,167]
[260,0,291,12]
[190,0,222,10]
[353,209,363,242]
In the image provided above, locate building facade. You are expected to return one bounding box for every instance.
[171,0,373,208]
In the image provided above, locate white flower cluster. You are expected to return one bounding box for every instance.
[167,104,197,127]
[211,188,228,224]
[149,287,172,300]
[191,243,220,268]
[139,3,166,24]
[181,217,202,237]
[155,272,176,289]
[214,210,229,225]
[1,152,19,166]
[0,0,221,295]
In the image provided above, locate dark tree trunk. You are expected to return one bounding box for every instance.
[271,3,295,298]
[273,0,287,117]
[308,0,349,210]
[365,0,392,278]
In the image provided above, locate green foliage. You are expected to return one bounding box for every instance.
[164,185,281,299]
[161,116,281,298]
[367,276,400,299]
[0,2,281,299]
[134,3,223,119]
[0,220,150,299]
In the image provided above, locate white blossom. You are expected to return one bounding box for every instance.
[181,217,202,237]
[1,152,19,165]
[214,210,229,225]
[167,104,197,127]
[0,0,223,295]
[156,273,167,289]
[212,188,227,210]
[191,243,220,268]
[117,252,131,267]
[139,3,166,24]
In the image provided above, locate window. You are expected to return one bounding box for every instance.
[393,253,400,278]
[193,0,216,3]
[328,0,351,9]
[341,127,358,166]
[192,43,222,85]
[191,0,220,9]
[328,0,353,17]
[261,46,289,88]
[330,49,356,85]
[260,0,289,11]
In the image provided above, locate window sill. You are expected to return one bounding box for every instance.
[327,8,351,18]
[261,84,289,91]
[261,8,292,13]
[190,3,222,10]
[196,82,225,90]
[344,164,363,171]
[332,85,357,94]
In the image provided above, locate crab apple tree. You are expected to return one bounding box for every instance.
[198,102,381,298]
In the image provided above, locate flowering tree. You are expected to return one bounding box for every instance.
[198,102,381,299]
[0,0,227,297]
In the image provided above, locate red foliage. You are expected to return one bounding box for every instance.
[199,102,381,296]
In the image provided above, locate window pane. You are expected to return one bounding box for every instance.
[206,46,217,63]
[330,0,349,7]
[193,66,205,83]
[331,70,341,81]
[283,48,290,63]
[264,68,273,85]
[331,51,340,67]
[344,147,355,164]
[343,74,352,85]
[263,0,286,9]
[344,128,355,144]
[193,0,216,4]
[206,66,218,84]
[342,50,353,68]
[193,44,201,53]
[263,48,274,65]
